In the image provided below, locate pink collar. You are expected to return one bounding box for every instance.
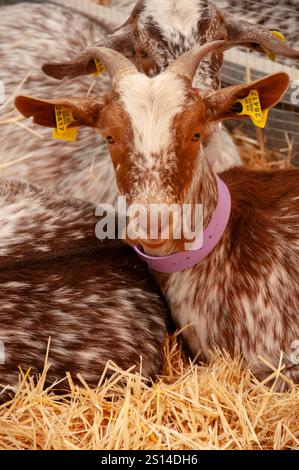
[134,176,231,273]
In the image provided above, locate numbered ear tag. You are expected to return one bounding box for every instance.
[52,105,78,142]
[235,89,269,129]
[93,58,106,77]
[263,31,286,62]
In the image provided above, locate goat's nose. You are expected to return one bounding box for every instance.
[138,206,169,239]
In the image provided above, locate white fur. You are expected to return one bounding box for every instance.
[205,125,242,173]
[141,0,202,40]
[117,73,187,162]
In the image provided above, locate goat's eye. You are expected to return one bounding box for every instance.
[106,136,115,144]
[191,132,201,142]
[140,50,148,58]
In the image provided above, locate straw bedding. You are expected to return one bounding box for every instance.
[0,334,298,450]
[0,0,298,452]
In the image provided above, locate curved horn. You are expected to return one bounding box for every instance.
[89,46,138,81]
[166,40,226,81]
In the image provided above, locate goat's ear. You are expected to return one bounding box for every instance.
[14,96,102,128]
[205,72,290,123]
[42,27,135,80]
[220,11,299,60]
[42,52,99,80]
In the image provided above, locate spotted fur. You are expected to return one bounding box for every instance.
[0,178,168,402]
[156,165,299,391]
[133,0,225,91]
[3,1,299,203]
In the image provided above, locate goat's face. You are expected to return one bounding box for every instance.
[102,72,206,250]
[100,73,205,206]
[15,43,290,251]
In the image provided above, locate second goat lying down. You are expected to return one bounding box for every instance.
[0,179,168,402]
[16,41,299,390]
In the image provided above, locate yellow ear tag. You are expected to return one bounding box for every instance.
[235,89,269,129]
[93,58,105,77]
[263,31,286,62]
[52,105,77,142]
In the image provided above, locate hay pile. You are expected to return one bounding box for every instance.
[0,334,298,450]
[232,126,295,170]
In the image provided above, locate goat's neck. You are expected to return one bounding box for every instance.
[186,150,218,230]
[144,151,218,257]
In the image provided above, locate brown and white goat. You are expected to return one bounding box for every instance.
[16,42,299,390]
[1,0,299,200]
[44,0,299,171]
[46,0,299,89]
[0,178,168,402]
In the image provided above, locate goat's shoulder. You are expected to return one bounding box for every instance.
[220,167,299,261]
[222,167,299,210]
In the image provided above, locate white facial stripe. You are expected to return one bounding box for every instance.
[141,0,202,39]
[117,73,187,162]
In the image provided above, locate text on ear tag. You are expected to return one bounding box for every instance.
[52,105,77,142]
[235,89,269,129]
[93,58,105,76]
[263,31,286,62]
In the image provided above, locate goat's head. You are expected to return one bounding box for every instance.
[15,42,290,252]
[42,0,299,90]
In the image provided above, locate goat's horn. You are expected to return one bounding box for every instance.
[166,40,226,81]
[81,46,137,82]
[222,12,299,60]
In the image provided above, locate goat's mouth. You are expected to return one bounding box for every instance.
[139,238,168,249]
[124,235,167,249]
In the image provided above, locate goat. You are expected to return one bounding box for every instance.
[44,0,299,172]
[0,178,168,402]
[46,0,299,88]
[16,41,299,390]
[2,1,299,202]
